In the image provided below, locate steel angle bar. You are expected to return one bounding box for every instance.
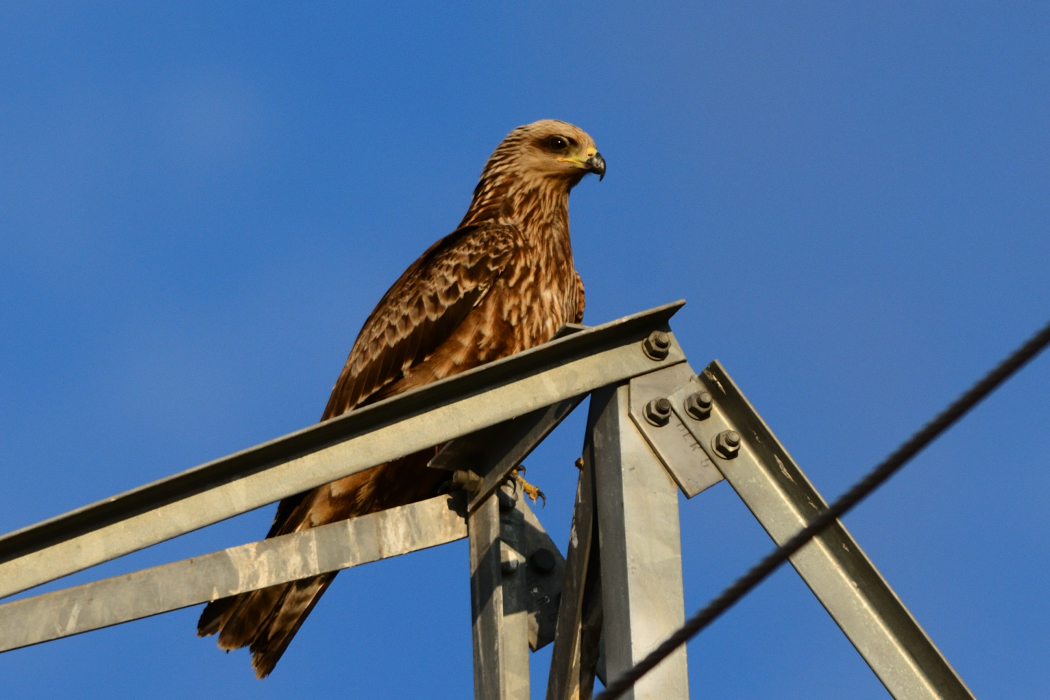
[668,361,973,700]
[468,483,531,700]
[546,443,602,700]
[626,363,724,498]
[591,384,690,700]
[499,483,531,698]
[0,301,686,600]
[429,395,586,513]
[0,493,467,654]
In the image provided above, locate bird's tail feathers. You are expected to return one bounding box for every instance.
[197,572,335,679]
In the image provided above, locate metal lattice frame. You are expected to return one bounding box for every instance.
[0,302,974,700]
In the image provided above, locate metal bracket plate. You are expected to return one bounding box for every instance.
[628,363,724,498]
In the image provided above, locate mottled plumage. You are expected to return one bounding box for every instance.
[197,120,605,677]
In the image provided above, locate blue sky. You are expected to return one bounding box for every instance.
[2,3,1048,698]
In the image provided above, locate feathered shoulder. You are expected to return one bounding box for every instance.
[321,222,524,420]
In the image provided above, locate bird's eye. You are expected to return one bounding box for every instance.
[548,136,569,151]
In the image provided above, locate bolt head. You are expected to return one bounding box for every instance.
[451,470,481,492]
[497,483,518,511]
[684,391,713,420]
[642,331,671,360]
[713,430,742,459]
[529,548,557,574]
[643,397,672,426]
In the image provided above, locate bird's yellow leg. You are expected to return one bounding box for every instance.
[511,465,545,506]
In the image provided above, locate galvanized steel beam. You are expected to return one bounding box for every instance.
[545,440,603,700]
[0,493,467,653]
[468,483,531,700]
[429,396,586,514]
[626,362,723,498]
[0,301,685,600]
[668,361,974,700]
[591,384,690,700]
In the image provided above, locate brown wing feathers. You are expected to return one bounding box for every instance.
[197,120,601,678]
[321,224,517,419]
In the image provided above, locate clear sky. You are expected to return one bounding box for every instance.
[2,3,1048,698]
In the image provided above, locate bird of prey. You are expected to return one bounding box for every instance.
[197,119,605,677]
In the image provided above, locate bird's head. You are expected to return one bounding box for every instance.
[513,120,606,183]
[486,120,605,186]
[462,119,605,228]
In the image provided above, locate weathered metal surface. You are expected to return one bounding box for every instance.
[0,301,686,600]
[669,361,974,700]
[469,486,531,700]
[522,500,566,652]
[429,396,586,513]
[627,363,723,498]
[545,451,601,700]
[0,493,467,653]
[591,384,690,700]
[469,494,505,699]
[500,483,531,699]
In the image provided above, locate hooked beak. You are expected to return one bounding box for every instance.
[558,147,607,181]
[585,151,606,181]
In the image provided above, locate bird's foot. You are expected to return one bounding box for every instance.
[512,465,546,506]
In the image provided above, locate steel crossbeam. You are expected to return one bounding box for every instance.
[0,302,685,600]
[0,493,468,653]
[0,302,977,700]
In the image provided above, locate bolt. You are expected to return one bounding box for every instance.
[451,470,481,492]
[643,397,672,426]
[529,548,557,574]
[497,481,518,511]
[642,331,671,360]
[684,391,713,420]
[712,430,742,459]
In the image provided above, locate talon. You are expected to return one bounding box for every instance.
[512,465,546,506]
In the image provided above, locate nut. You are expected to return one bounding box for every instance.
[529,548,557,574]
[712,430,741,459]
[643,397,672,426]
[684,391,713,420]
[642,331,671,360]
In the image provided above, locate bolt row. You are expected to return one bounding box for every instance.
[642,389,740,459]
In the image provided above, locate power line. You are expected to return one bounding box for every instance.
[595,317,1050,700]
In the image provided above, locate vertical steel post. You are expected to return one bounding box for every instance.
[469,482,531,700]
[546,454,603,700]
[590,383,690,700]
